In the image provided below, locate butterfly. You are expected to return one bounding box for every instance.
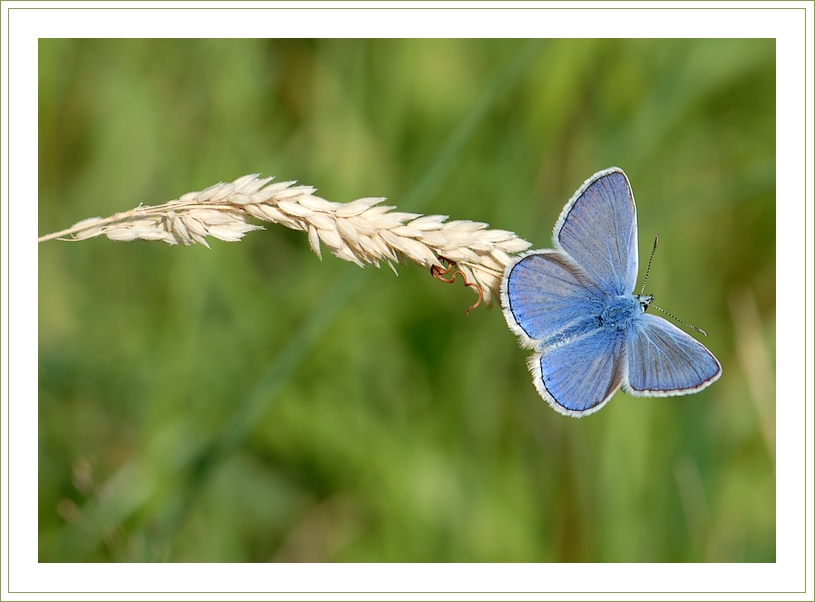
[500,167,722,417]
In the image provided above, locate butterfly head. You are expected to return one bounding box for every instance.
[636,294,654,313]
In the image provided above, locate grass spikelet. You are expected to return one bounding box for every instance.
[38,174,532,307]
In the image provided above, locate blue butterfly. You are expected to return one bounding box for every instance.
[500,167,722,417]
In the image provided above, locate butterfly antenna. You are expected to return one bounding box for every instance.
[639,234,659,295]
[639,234,708,336]
[648,303,709,337]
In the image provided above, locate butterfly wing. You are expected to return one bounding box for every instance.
[530,328,626,417]
[502,250,623,416]
[554,167,639,296]
[501,250,605,349]
[624,313,722,396]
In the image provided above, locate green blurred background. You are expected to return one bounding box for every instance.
[38,39,775,563]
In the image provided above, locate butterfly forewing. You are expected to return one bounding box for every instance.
[501,250,605,348]
[554,168,639,296]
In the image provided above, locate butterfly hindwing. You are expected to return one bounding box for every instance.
[531,328,626,416]
[624,313,723,396]
[554,168,639,296]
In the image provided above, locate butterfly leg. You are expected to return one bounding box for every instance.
[430,257,484,314]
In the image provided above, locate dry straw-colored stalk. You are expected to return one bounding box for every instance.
[38,174,532,307]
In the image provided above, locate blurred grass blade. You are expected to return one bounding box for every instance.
[402,39,545,212]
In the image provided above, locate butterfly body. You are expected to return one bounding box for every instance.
[500,168,722,417]
[599,294,642,330]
